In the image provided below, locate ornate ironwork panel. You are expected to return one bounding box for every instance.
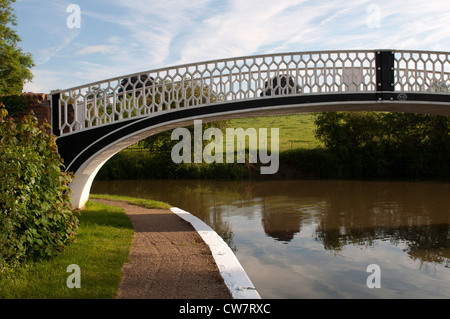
[53,50,449,136]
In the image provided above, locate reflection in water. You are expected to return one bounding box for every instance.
[91,179,450,298]
[262,200,304,243]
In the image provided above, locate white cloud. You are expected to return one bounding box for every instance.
[103,0,213,67]
[16,0,82,66]
[19,0,450,93]
[77,45,118,55]
[174,0,377,63]
[23,69,71,93]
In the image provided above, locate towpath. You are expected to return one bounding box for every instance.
[92,199,233,299]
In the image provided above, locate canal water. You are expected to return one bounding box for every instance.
[91,179,450,299]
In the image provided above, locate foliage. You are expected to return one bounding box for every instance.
[0,0,34,94]
[96,151,247,181]
[0,201,133,298]
[279,147,334,178]
[0,93,30,116]
[97,112,449,181]
[314,112,450,179]
[0,107,79,270]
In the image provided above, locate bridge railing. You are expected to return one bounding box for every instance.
[395,51,450,92]
[51,50,450,137]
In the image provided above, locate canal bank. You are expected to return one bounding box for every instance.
[91,198,260,299]
[92,179,450,299]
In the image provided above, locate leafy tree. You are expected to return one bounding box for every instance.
[0,0,34,95]
[0,106,78,270]
[314,112,450,179]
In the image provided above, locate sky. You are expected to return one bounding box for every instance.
[13,0,450,93]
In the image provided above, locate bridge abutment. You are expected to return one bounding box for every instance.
[69,157,110,209]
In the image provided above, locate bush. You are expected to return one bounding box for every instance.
[96,151,249,181]
[0,106,79,270]
[0,94,28,116]
[279,148,335,178]
[314,112,450,179]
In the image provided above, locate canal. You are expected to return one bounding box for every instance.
[91,179,450,298]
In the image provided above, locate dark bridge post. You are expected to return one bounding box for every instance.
[376,50,395,93]
[51,93,60,137]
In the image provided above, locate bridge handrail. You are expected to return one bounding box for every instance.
[52,49,450,136]
[53,49,377,93]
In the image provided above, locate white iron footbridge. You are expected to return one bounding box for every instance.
[50,49,450,208]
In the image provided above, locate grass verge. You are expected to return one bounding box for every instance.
[0,200,134,299]
[90,194,172,210]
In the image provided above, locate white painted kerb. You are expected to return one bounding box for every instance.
[170,207,261,299]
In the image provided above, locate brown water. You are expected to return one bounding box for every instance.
[91,179,450,299]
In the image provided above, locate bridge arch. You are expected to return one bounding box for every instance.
[51,49,450,208]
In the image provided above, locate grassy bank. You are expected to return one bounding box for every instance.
[90,194,172,210]
[0,200,134,298]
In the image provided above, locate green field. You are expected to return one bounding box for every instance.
[125,113,322,153]
[98,113,324,180]
[228,113,322,151]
